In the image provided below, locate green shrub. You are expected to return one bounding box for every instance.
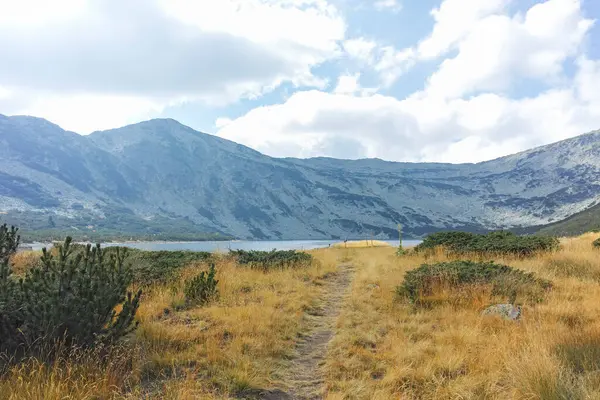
[396,260,552,305]
[0,224,20,355]
[84,247,212,285]
[0,224,19,262]
[184,263,219,306]
[0,231,141,361]
[230,249,312,270]
[415,231,559,256]
[593,238,600,248]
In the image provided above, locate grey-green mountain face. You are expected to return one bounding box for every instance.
[1,114,600,239]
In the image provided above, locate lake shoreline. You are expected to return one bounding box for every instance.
[20,239,423,252]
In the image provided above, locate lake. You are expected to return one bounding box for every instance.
[25,239,422,252]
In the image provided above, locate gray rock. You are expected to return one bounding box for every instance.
[482,304,522,321]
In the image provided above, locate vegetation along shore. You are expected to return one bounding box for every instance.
[3,221,600,399]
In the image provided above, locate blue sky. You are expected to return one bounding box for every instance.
[0,0,599,163]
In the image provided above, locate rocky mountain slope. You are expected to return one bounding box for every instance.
[1,114,600,239]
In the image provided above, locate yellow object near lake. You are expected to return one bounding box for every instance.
[332,240,393,248]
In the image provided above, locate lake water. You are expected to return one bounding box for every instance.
[26,239,422,252]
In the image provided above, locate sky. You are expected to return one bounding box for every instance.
[0,0,599,163]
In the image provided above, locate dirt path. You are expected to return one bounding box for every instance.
[259,264,354,400]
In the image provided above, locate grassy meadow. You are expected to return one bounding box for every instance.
[325,233,600,399]
[3,234,600,399]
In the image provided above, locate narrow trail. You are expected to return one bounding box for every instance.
[260,263,354,400]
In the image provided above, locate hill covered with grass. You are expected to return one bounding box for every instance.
[535,202,600,236]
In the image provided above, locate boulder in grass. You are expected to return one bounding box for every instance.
[482,304,522,321]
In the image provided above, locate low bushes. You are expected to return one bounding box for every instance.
[0,225,140,362]
[21,245,213,285]
[593,238,600,248]
[87,247,212,285]
[230,249,313,270]
[396,260,552,305]
[184,263,219,306]
[415,231,559,256]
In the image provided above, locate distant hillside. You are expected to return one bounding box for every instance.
[536,202,600,236]
[1,113,600,240]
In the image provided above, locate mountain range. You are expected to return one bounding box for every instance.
[1,113,600,240]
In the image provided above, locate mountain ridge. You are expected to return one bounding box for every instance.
[1,114,600,240]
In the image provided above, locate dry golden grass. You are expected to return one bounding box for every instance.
[9,250,42,275]
[5,234,600,399]
[324,234,600,399]
[0,347,141,400]
[332,240,392,248]
[134,253,341,398]
[0,249,342,399]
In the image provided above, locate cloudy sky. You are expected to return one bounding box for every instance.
[1,0,599,163]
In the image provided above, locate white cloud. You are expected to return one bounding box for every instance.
[160,0,343,53]
[360,0,593,90]
[215,117,233,129]
[343,0,510,87]
[18,93,164,133]
[417,0,509,59]
[0,0,345,132]
[343,38,415,86]
[576,57,600,105]
[0,0,86,26]
[0,87,11,100]
[334,73,361,94]
[374,46,416,87]
[343,37,378,64]
[374,0,402,13]
[425,0,594,99]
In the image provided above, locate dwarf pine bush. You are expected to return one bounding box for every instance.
[89,247,213,285]
[230,249,313,270]
[184,263,219,306]
[0,229,141,361]
[415,231,559,256]
[0,224,20,355]
[396,260,552,305]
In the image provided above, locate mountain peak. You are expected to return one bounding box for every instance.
[89,117,193,136]
[136,117,189,129]
[2,114,65,131]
